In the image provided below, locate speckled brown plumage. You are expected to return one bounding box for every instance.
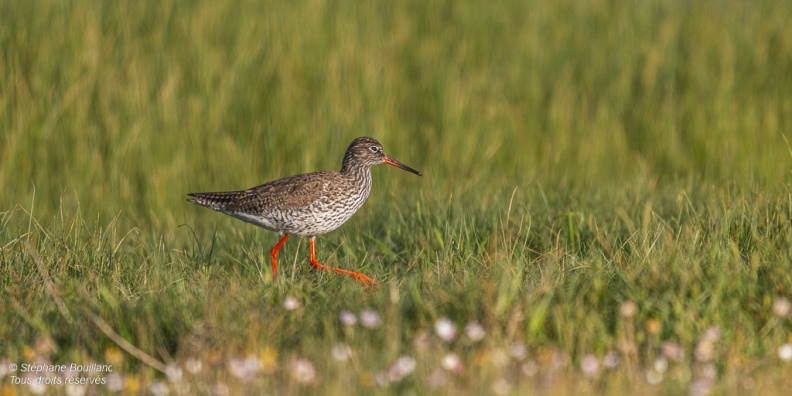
[187,136,421,286]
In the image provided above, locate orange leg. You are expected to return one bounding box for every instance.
[269,234,290,286]
[308,237,377,287]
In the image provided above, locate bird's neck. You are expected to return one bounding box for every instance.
[341,164,373,192]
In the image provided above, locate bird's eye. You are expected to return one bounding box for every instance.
[369,146,379,153]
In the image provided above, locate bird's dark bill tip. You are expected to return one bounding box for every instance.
[384,157,422,176]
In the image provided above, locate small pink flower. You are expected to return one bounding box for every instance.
[508,343,528,360]
[412,330,430,351]
[426,368,447,388]
[646,369,663,385]
[602,352,620,369]
[106,373,124,392]
[184,358,203,375]
[661,341,685,361]
[228,355,260,382]
[701,326,721,343]
[464,321,486,342]
[360,309,382,329]
[388,355,416,382]
[283,296,299,311]
[289,358,316,384]
[521,360,539,377]
[653,357,668,373]
[441,353,463,372]
[778,343,792,361]
[212,382,231,396]
[65,383,87,396]
[492,378,512,395]
[26,373,46,395]
[773,297,791,317]
[694,327,721,362]
[580,354,600,378]
[149,381,169,396]
[0,358,11,378]
[339,310,357,326]
[434,318,457,343]
[620,301,638,318]
[166,364,183,382]
[331,343,352,362]
[689,377,714,396]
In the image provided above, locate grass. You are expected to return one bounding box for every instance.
[2,0,792,394]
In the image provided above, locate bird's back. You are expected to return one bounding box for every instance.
[188,170,372,236]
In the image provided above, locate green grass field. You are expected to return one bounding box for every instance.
[2,0,792,394]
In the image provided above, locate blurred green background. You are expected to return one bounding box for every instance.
[3,0,790,230]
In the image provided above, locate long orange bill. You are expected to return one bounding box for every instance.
[383,155,422,176]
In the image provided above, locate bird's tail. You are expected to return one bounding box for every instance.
[187,191,247,210]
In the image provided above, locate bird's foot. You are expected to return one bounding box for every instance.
[309,260,377,287]
[349,271,378,287]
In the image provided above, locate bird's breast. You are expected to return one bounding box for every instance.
[275,180,371,237]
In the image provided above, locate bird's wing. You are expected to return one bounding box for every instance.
[232,171,342,212]
[188,171,347,213]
